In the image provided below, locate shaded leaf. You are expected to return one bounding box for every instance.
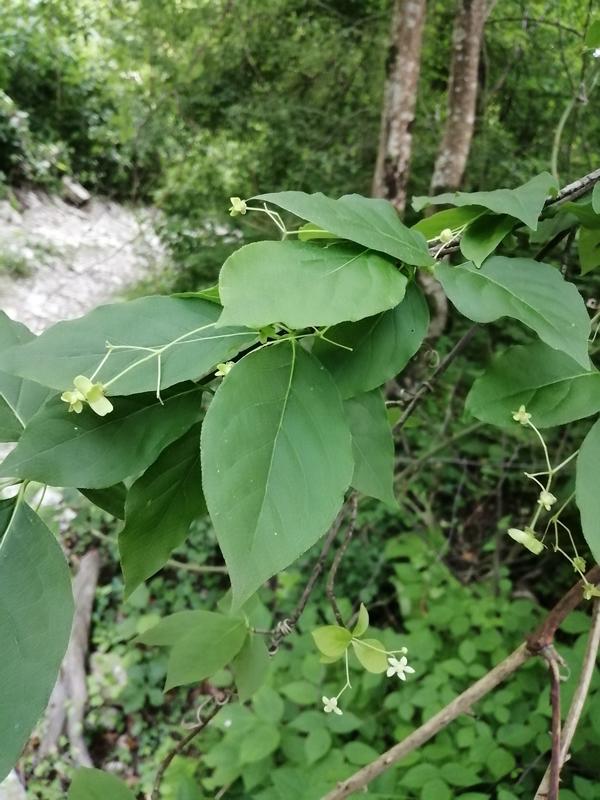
[578,227,600,274]
[240,722,280,764]
[218,240,406,329]
[201,342,353,608]
[231,635,270,702]
[593,183,600,214]
[436,257,590,367]
[576,419,600,564]
[459,213,515,266]
[79,484,126,519]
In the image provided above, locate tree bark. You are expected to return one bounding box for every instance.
[429,0,488,194]
[372,0,427,213]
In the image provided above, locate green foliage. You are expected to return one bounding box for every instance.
[68,768,135,799]
[576,419,600,564]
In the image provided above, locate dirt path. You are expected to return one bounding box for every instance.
[0,189,162,332]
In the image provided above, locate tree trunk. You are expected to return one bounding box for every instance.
[429,0,488,194]
[372,0,427,213]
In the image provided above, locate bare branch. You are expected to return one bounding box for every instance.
[541,646,563,800]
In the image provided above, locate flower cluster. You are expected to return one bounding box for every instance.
[61,376,113,417]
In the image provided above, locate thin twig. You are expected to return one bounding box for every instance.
[541,646,563,800]
[393,325,479,433]
[151,693,231,800]
[326,494,358,625]
[534,599,600,799]
[320,567,600,799]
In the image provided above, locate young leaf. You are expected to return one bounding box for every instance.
[466,342,600,429]
[254,191,434,266]
[79,484,127,519]
[0,312,51,440]
[578,227,600,275]
[351,638,388,673]
[0,296,255,396]
[201,342,353,608]
[459,213,515,267]
[218,240,407,329]
[313,282,429,398]
[412,172,558,230]
[0,384,204,488]
[0,502,74,781]
[312,625,352,659]
[412,206,485,239]
[119,423,205,596]
[239,723,281,764]
[576,419,600,565]
[231,635,270,702]
[165,615,247,690]
[352,603,369,637]
[436,257,591,368]
[68,768,135,800]
[344,390,397,507]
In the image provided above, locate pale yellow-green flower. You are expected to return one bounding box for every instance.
[215,361,235,378]
[439,228,454,244]
[60,388,84,414]
[573,556,587,573]
[537,490,557,512]
[512,405,531,426]
[583,582,600,600]
[229,197,247,216]
[61,375,113,417]
[507,527,544,555]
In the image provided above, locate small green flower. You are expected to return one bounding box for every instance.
[512,405,531,425]
[573,556,587,573]
[537,490,557,512]
[439,228,454,244]
[229,197,247,216]
[583,582,600,601]
[507,527,544,555]
[62,376,113,417]
[215,361,235,378]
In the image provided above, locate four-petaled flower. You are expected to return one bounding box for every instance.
[583,583,600,600]
[61,375,113,417]
[507,527,544,555]
[512,405,531,426]
[322,696,342,715]
[537,490,557,512]
[386,655,415,681]
[215,361,235,378]
[573,556,586,573]
[229,197,247,216]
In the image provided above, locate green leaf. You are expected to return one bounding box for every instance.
[413,172,558,230]
[297,223,337,241]
[0,502,74,781]
[312,626,352,659]
[466,342,600,428]
[576,419,600,564]
[0,296,254,396]
[561,200,600,229]
[239,722,280,763]
[578,227,600,274]
[0,384,203,488]
[254,191,434,266]
[79,484,127,519]
[231,635,270,701]
[343,741,379,766]
[0,312,51,440]
[459,214,515,266]
[412,206,485,239]
[436,257,591,367]
[218,240,407,329]
[487,747,516,779]
[351,638,388,673]
[253,685,285,723]
[119,424,205,595]
[165,614,247,690]
[585,19,600,48]
[593,183,600,214]
[422,779,452,800]
[201,342,353,607]
[305,727,332,765]
[137,610,221,647]
[352,603,369,637]
[344,390,397,507]
[68,768,135,800]
[313,282,429,398]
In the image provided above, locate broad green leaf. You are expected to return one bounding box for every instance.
[313,282,429,398]
[201,342,353,607]
[436,257,591,367]
[459,214,515,266]
[119,424,205,595]
[0,384,204,488]
[165,614,247,690]
[0,312,51,440]
[344,390,397,507]
[312,625,352,659]
[351,638,388,673]
[576,419,600,564]
[79,484,127,519]
[412,172,558,230]
[218,240,407,329]
[254,685,285,723]
[352,603,369,637]
[231,634,270,701]
[305,727,332,765]
[585,19,600,48]
[412,206,485,239]
[239,722,280,764]
[560,200,600,229]
[254,191,434,266]
[0,296,254,396]
[466,342,600,428]
[0,502,73,781]
[137,609,222,647]
[68,768,135,800]
[578,227,600,274]
[593,183,600,214]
